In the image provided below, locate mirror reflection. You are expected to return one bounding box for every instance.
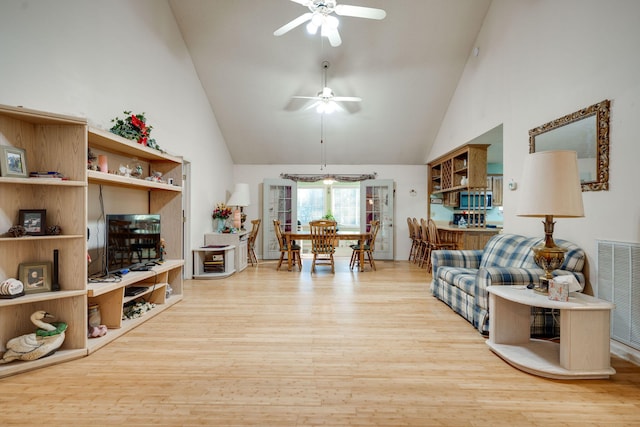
[529,100,610,192]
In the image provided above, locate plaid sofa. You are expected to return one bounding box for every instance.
[430,233,585,336]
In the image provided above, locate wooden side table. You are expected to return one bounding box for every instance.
[487,286,616,379]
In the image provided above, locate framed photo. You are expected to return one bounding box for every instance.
[19,209,47,236]
[0,145,28,178]
[19,262,52,294]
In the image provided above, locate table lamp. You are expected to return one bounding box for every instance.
[517,150,584,294]
[227,183,250,230]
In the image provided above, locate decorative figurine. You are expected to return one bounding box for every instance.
[159,238,166,262]
[0,311,67,364]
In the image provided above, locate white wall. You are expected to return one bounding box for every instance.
[0,0,234,259]
[431,0,640,291]
[233,164,427,260]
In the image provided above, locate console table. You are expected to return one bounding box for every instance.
[487,286,616,379]
[204,231,249,273]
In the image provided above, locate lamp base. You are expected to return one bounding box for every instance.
[533,277,550,295]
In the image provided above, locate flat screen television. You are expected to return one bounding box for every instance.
[106,214,161,273]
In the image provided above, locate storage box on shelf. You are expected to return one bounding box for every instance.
[86,127,184,353]
[0,104,88,378]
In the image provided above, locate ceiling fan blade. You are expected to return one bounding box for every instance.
[335,4,387,20]
[333,96,362,102]
[304,101,321,111]
[323,25,342,47]
[292,96,321,100]
[274,12,312,36]
[290,0,309,5]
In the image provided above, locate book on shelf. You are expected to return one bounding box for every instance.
[29,171,67,180]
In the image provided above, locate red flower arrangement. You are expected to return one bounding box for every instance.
[110,110,162,151]
[212,203,233,220]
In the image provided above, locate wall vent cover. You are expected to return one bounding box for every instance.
[597,240,640,351]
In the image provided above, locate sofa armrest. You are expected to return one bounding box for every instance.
[431,249,482,273]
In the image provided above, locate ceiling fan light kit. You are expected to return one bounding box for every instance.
[292,61,361,114]
[274,0,386,47]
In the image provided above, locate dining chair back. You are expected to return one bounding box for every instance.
[407,217,418,262]
[273,219,302,271]
[247,219,261,266]
[412,217,426,264]
[309,219,338,273]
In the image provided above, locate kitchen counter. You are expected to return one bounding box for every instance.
[436,224,501,250]
[437,224,502,232]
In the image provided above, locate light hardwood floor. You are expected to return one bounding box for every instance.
[1,258,639,426]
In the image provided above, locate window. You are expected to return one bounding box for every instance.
[332,186,360,228]
[297,187,325,226]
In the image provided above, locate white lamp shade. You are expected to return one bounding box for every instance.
[227,183,250,207]
[517,150,584,218]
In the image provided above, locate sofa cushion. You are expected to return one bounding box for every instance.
[479,234,539,269]
[478,233,585,272]
[437,267,478,295]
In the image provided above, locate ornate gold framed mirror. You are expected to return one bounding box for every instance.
[529,99,610,191]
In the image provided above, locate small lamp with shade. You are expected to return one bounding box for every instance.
[517,150,585,294]
[227,183,251,231]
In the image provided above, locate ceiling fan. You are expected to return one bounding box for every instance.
[274,0,387,47]
[292,61,361,114]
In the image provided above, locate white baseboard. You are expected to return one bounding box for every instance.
[611,340,640,367]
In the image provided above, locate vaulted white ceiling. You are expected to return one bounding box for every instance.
[169,0,493,165]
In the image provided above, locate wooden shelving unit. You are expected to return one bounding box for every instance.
[0,105,185,378]
[0,104,88,378]
[86,127,184,353]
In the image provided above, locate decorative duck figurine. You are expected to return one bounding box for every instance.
[0,310,67,364]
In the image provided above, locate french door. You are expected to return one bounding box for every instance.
[262,178,393,260]
[262,178,297,260]
[360,179,394,260]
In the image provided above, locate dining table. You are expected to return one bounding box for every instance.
[282,230,372,272]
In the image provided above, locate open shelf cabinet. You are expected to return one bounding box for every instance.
[86,126,184,353]
[0,104,88,378]
[0,105,185,378]
[86,260,184,353]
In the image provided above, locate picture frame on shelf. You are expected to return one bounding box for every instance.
[19,262,52,294]
[19,209,46,236]
[0,145,28,178]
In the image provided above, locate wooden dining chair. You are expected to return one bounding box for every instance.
[407,217,418,262]
[247,219,261,266]
[309,219,337,273]
[273,219,302,271]
[349,220,380,271]
[419,218,432,268]
[412,217,427,265]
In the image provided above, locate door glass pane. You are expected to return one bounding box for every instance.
[332,187,360,227]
